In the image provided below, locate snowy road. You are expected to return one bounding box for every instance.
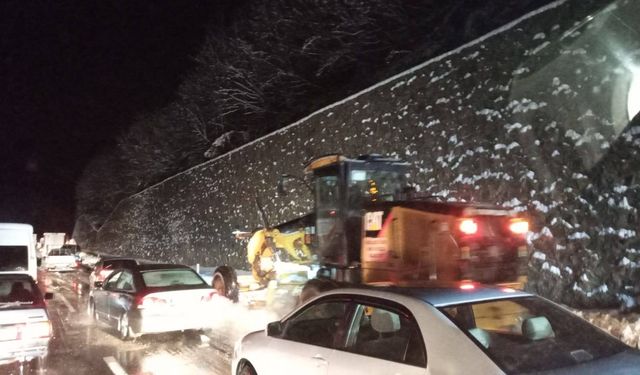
[0,269,235,375]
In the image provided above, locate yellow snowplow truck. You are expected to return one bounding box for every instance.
[218,154,529,304]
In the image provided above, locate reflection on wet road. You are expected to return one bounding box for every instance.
[3,269,236,375]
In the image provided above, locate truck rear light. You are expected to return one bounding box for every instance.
[509,218,529,235]
[458,219,478,235]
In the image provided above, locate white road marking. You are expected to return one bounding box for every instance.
[57,292,77,313]
[104,356,128,375]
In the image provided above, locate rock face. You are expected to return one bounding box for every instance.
[84,0,639,308]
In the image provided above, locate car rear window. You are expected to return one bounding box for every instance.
[439,297,627,373]
[141,269,206,288]
[0,278,42,307]
[0,246,28,272]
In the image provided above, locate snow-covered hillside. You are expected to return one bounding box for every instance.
[86,0,639,308]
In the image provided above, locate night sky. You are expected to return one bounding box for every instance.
[0,2,229,234]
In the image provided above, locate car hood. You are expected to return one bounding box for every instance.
[525,350,640,375]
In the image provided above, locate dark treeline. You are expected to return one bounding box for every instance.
[76,0,552,232]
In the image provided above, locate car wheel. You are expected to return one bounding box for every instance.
[238,362,257,375]
[117,313,132,341]
[212,265,239,302]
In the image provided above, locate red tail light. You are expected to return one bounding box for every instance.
[137,295,167,309]
[458,219,478,235]
[508,218,529,235]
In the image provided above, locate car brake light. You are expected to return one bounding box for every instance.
[21,321,52,339]
[138,295,167,309]
[460,283,475,290]
[509,218,529,235]
[458,219,478,235]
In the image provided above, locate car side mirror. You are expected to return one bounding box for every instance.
[44,292,53,300]
[94,281,104,289]
[267,321,283,337]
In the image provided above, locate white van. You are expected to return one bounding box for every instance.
[0,223,38,281]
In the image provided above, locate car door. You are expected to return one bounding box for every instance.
[107,270,136,322]
[330,298,429,375]
[94,270,122,322]
[260,298,353,375]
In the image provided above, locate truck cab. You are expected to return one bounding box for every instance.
[0,223,38,281]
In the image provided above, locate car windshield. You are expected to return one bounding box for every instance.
[141,269,207,288]
[0,246,28,272]
[440,296,628,373]
[0,278,40,307]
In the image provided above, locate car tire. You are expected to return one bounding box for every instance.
[117,313,132,341]
[238,362,257,375]
[212,265,239,302]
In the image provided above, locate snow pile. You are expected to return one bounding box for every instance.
[574,310,640,349]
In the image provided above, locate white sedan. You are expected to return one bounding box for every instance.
[232,282,640,375]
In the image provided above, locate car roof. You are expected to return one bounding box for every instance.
[321,281,532,307]
[0,273,36,282]
[101,257,138,263]
[135,263,192,271]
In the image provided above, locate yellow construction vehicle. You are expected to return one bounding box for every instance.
[216,154,529,306]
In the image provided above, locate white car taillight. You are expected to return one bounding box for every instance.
[138,295,167,309]
[21,321,52,339]
[0,325,19,341]
[0,321,51,341]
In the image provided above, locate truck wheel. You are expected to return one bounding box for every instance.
[299,278,338,305]
[213,266,239,303]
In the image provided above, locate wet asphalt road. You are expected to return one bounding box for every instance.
[1,269,238,375]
